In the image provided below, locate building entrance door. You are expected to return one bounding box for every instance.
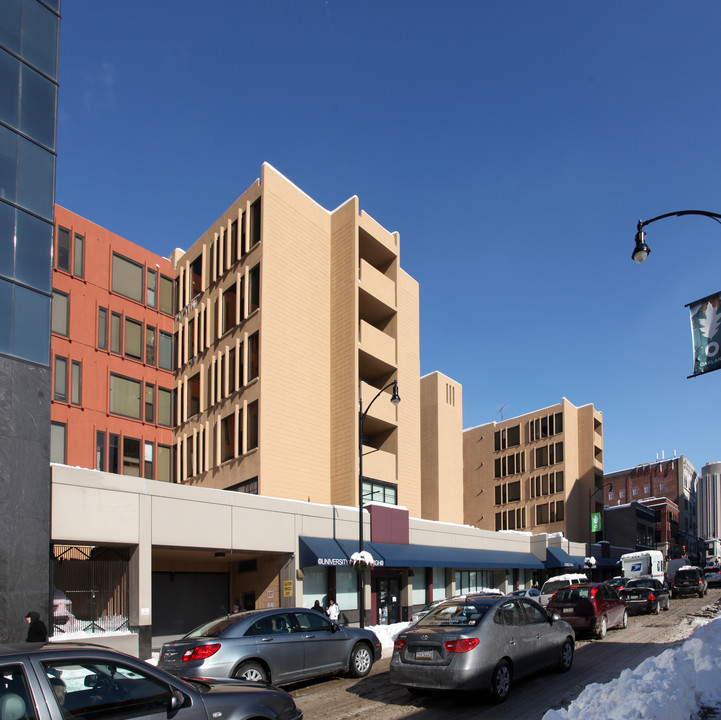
[377,578,400,625]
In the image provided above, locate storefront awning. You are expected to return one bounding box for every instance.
[545,547,582,569]
[299,536,544,570]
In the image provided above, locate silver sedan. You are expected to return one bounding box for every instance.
[390,595,574,702]
[159,608,381,687]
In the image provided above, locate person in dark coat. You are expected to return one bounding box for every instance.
[25,611,48,642]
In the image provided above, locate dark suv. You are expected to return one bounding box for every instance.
[671,567,707,598]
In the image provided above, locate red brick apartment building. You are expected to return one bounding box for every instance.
[50,206,176,480]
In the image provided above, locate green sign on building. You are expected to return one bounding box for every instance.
[590,512,602,533]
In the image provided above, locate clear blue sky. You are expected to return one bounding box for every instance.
[56,1,721,474]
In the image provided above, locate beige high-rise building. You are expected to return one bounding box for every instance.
[463,398,604,542]
[173,163,441,518]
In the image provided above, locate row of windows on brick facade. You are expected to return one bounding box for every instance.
[494,471,565,506]
[494,411,564,451]
[494,442,564,479]
[178,401,259,481]
[494,500,565,531]
[55,228,176,317]
[50,422,173,482]
[50,290,175,371]
[608,483,665,503]
[179,199,261,310]
[180,333,259,421]
[53,356,174,427]
[177,264,260,368]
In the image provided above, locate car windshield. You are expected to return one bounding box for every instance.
[186,614,247,638]
[416,602,490,627]
[541,581,569,594]
[551,587,591,602]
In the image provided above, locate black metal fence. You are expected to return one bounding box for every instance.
[52,545,130,636]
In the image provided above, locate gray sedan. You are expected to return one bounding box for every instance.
[159,608,381,687]
[390,595,574,702]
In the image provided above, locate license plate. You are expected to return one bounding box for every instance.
[562,608,573,614]
[416,648,433,659]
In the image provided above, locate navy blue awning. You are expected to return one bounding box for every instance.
[545,547,582,570]
[299,537,544,570]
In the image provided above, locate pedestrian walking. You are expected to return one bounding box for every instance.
[326,598,339,622]
[25,611,48,642]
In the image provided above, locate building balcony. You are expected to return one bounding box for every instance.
[359,319,396,369]
[360,380,398,427]
[359,259,396,316]
[361,445,397,484]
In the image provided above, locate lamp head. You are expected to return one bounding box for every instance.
[632,229,651,264]
[390,379,401,406]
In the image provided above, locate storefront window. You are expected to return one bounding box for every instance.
[336,567,358,611]
[411,568,425,605]
[302,566,327,608]
[432,567,446,600]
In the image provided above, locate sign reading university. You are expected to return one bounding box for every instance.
[688,291,721,377]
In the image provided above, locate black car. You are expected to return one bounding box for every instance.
[619,576,670,614]
[0,641,302,720]
[671,567,708,598]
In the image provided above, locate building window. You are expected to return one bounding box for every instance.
[122,437,141,476]
[248,332,259,380]
[110,312,122,354]
[56,226,70,271]
[145,325,156,365]
[109,433,119,474]
[247,400,259,450]
[158,330,173,370]
[144,441,154,479]
[159,275,174,315]
[53,355,67,401]
[124,318,143,360]
[189,373,200,416]
[249,264,260,313]
[51,290,68,336]
[221,413,235,462]
[112,253,143,302]
[633,488,639,496]
[145,384,155,423]
[249,198,261,247]
[536,503,549,525]
[191,255,203,295]
[70,360,81,405]
[73,233,84,278]
[146,268,157,308]
[362,479,397,505]
[96,430,106,471]
[619,490,625,499]
[236,478,258,494]
[50,422,66,463]
[157,445,172,482]
[223,284,237,334]
[157,387,173,427]
[98,307,108,350]
[109,374,142,419]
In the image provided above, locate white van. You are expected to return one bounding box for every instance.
[539,573,588,606]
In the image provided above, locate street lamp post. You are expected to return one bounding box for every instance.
[357,379,400,628]
[588,481,615,542]
[632,210,721,264]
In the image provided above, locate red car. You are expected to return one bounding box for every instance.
[546,583,628,639]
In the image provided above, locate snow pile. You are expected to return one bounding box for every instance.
[367,622,408,651]
[543,615,721,720]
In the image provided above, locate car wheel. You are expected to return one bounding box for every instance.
[489,660,512,703]
[663,597,670,611]
[557,639,573,672]
[619,609,628,628]
[596,615,607,639]
[699,590,704,598]
[653,600,660,615]
[235,661,269,683]
[349,643,373,678]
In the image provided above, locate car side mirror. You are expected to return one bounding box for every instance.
[169,690,185,712]
[330,623,340,633]
[84,674,99,688]
[550,612,561,623]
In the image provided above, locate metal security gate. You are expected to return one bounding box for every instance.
[52,546,130,636]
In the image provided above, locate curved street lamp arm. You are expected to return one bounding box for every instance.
[360,379,400,423]
[638,210,721,232]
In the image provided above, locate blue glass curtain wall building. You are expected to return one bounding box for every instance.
[0,0,58,365]
[0,0,59,642]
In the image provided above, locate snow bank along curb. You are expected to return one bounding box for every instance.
[542,613,721,720]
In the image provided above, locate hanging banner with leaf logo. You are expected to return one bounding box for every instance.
[688,291,721,377]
